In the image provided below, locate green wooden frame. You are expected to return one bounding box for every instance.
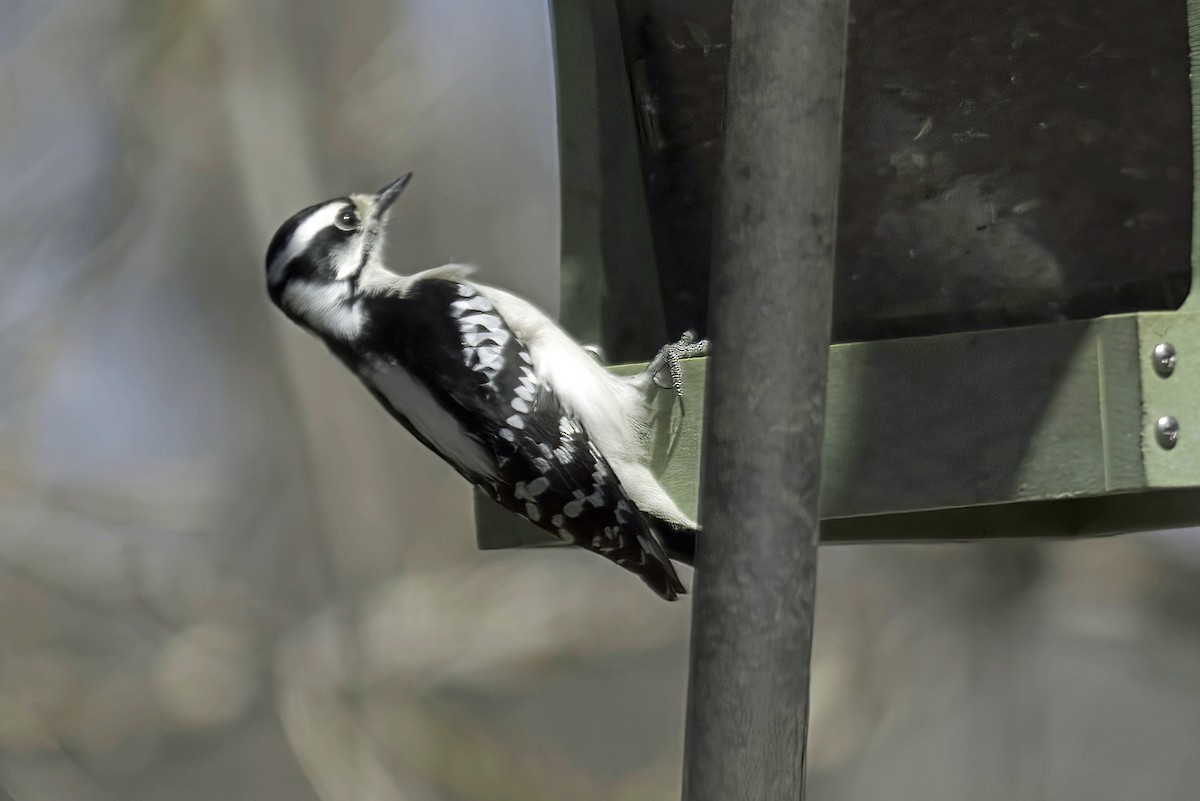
[474,1,1200,550]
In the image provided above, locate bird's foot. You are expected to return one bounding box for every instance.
[646,330,709,398]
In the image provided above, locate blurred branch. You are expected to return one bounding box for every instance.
[276,559,688,800]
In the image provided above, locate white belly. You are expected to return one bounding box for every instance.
[365,361,497,480]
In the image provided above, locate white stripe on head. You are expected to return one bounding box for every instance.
[267,201,350,286]
[335,193,375,281]
[335,231,367,281]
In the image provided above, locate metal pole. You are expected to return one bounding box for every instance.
[681,0,848,797]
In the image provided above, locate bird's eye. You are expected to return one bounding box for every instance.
[335,207,359,231]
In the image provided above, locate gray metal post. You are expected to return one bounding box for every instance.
[681,0,848,798]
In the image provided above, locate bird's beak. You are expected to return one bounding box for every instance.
[372,172,412,220]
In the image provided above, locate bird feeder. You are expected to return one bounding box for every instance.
[476,0,1200,549]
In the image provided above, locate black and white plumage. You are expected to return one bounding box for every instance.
[264,174,704,600]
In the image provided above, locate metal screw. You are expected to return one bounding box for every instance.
[1156,415,1180,449]
[1152,342,1177,377]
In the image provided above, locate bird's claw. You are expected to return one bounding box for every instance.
[647,330,709,398]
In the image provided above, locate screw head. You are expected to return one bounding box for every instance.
[1153,342,1177,377]
[1156,415,1180,449]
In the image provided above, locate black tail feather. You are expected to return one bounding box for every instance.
[640,562,686,601]
[650,517,697,567]
[634,530,687,600]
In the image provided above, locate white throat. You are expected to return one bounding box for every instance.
[282,279,364,340]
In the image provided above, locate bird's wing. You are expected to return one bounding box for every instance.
[359,278,685,600]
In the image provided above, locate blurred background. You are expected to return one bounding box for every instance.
[3,1,1200,799]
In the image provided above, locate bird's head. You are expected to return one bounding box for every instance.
[264,173,411,330]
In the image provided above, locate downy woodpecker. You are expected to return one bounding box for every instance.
[265,174,706,600]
